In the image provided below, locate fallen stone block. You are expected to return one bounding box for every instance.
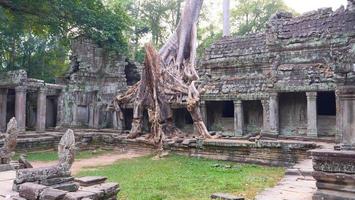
[0,164,13,172]
[40,177,75,186]
[211,193,244,200]
[10,195,27,200]
[82,182,119,198]
[80,187,105,199]
[52,181,80,192]
[40,187,68,200]
[63,190,99,200]
[75,176,107,186]
[19,183,48,200]
[15,166,71,184]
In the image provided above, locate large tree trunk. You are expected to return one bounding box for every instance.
[113,0,212,150]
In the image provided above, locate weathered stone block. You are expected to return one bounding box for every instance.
[16,166,71,184]
[11,195,27,200]
[74,176,107,186]
[211,193,244,200]
[0,164,13,172]
[312,171,355,185]
[40,177,75,186]
[19,183,48,200]
[63,190,98,200]
[83,183,119,198]
[313,189,355,200]
[40,187,68,200]
[52,181,80,192]
[311,149,355,174]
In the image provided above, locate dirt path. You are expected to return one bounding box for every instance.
[32,149,151,175]
[255,159,316,200]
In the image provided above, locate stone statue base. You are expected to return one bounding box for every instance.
[311,149,355,200]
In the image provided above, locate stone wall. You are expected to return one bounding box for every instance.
[58,37,140,129]
[0,132,319,167]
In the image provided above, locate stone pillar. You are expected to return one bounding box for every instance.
[36,87,47,133]
[56,91,64,129]
[269,92,279,135]
[93,105,100,129]
[311,86,355,200]
[223,0,231,37]
[234,100,244,136]
[200,101,207,125]
[335,91,342,143]
[337,86,355,148]
[0,89,8,132]
[306,92,318,137]
[261,99,269,134]
[15,86,27,132]
[112,111,123,131]
[72,103,78,127]
[89,104,94,128]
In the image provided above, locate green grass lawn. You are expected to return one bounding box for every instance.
[14,149,111,162]
[77,154,285,200]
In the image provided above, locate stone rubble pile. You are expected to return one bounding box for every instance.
[11,129,120,200]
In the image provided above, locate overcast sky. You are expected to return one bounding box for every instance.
[283,0,348,13]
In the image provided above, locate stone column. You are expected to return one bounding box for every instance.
[15,86,27,132]
[72,103,78,127]
[89,104,94,128]
[36,87,47,133]
[0,89,8,132]
[311,86,355,200]
[93,105,100,129]
[112,111,123,131]
[261,99,269,134]
[234,100,244,136]
[269,92,279,135]
[337,86,355,148]
[335,90,342,143]
[306,92,318,137]
[56,90,64,129]
[223,0,230,37]
[200,101,207,125]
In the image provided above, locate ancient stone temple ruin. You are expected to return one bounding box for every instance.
[0,71,64,133]
[199,4,355,139]
[56,37,140,130]
[0,37,141,133]
[0,2,353,141]
[0,0,353,159]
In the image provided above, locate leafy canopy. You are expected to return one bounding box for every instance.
[0,0,131,82]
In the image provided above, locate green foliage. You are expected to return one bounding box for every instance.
[231,0,294,35]
[0,0,131,81]
[78,154,285,200]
